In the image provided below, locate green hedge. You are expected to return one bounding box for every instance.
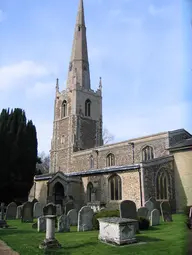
[93,210,120,230]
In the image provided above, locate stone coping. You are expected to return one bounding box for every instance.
[45,215,57,219]
[97,217,138,224]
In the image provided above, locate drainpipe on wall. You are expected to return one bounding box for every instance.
[140,163,145,206]
[138,168,143,207]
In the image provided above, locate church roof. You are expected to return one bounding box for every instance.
[168,138,192,152]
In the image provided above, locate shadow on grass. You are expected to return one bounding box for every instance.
[0,229,35,236]
[137,236,163,243]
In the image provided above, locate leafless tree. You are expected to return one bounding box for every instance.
[103,127,114,144]
[36,151,50,174]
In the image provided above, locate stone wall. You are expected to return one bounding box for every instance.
[71,132,169,173]
[33,180,48,205]
[173,150,192,212]
[81,170,141,210]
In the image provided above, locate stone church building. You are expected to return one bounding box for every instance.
[29,0,192,213]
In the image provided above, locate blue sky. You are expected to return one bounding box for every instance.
[0,0,192,154]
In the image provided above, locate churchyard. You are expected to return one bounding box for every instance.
[0,199,188,254]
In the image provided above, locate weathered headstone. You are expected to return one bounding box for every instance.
[65,201,74,215]
[43,203,56,216]
[119,200,137,219]
[34,202,43,218]
[16,205,23,219]
[39,215,61,250]
[144,198,156,219]
[67,209,78,226]
[58,215,70,232]
[5,202,17,220]
[38,216,46,232]
[137,207,149,219]
[150,209,160,226]
[21,201,33,222]
[77,206,94,232]
[56,204,62,216]
[160,201,172,222]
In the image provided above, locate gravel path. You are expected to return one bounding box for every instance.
[0,240,19,255]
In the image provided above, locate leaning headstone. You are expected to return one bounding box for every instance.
[65,201,74,215]
[56,204,62,216]
[137,207,149,219]
[144,198,156,218]
[58,215,70,232]
[119,200,137,220]
[39,215,61,250]
[160,201,172,222]
[150,209,160,226]
[5,202,17,220]
[78,206,94,232]
[16,205,23,219]
[67,209,78,226]
[34,202,43,218]
[43,203,56,216]
[38,216,46,232]
[21,201,33,222]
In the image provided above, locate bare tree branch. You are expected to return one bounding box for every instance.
[36,151,50,174]
[103,127,114,144]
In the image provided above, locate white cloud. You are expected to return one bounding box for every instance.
[25,81,54,99]
[0,61,50,90]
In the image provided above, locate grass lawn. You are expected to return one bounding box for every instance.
[0,214,187,255]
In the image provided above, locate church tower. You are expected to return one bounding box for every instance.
[50,0,103,173]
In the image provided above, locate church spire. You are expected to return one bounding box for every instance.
[66,0,91,90]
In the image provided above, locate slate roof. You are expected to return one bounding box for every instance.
[168,138,192,151]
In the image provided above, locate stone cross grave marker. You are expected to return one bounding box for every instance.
[5,202,17,220]
[58,215,70,232]
[67,209,78,226]
[160,201,173,222]
[150,209,160,226]
[78,206,94,232]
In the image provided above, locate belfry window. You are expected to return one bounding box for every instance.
[156,170,170,200]
[106,153,115,167]
[78,26,81,31]
[61,100,67,118]
[109,174,122,201]
[85,99,91,117]
[142,146,154,161]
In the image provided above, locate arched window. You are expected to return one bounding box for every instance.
[106,153,115,167]
[61,100,67,118]
[142,146,154,161]
[156,170,170,200]
[90,155,94,169]
[109,174,122,201]
[87,182,93,202]
[85,99,91,117]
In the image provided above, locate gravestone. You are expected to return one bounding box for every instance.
[119,200,137,220]
[160,201,173,222]
[150,209,160,226]
[38,216,46,232]
[0,203,7,228]
[5,202,17,220]
[78,206,94,232]
[58,215,70,232]
[65,201,74,214]
[144,198,157,219]
[43,203,56,216]
[16,205,23,219]
[137,207,149,219]
[21,201,33,222]
[67,209,78,226]
[34,202,43,218]
[189,207,192,218]
[56,204,62,216]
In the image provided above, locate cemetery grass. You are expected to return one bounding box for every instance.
[0,214,187,255]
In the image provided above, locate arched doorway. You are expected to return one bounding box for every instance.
[53,182,64,205]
